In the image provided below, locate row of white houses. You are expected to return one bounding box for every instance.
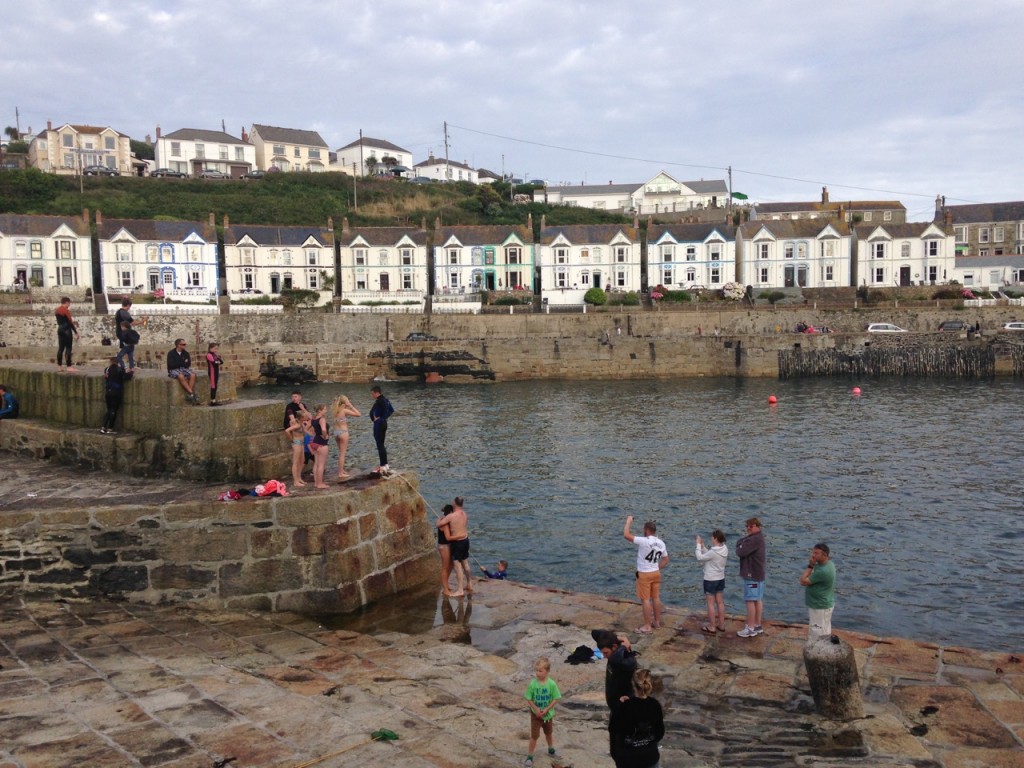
[0,212,1006,307]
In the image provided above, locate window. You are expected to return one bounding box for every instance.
[873,242,886,259]
[379,249,389,265]
[471,247,483,265]
[62,134,73,148]
[216,145,226,160]
[105,136,115,150]
[901,242,911,258]
[483,247,495,265]
[282,272,293,289]
[307,270,319,290]
[927,241,940,257]
[402,273,413,289]
[995,227,1004,242]
[235,147,244,161]
[273,145,285,156]
[506,246,521,264]
[31,266,43,286]
[615,270,626,287]
[56,241,75,259]
[709,244,722,261]
[979,228,990,243]
[171,142,181,156]
[823,264,834,281]
[555,248,568,264]
[448,271,459,289]
[556,268,567,288]
[686,268,696,283]
[401,248,413,265]
[294,147,301,158]
[116,243,131,261]
[447,248,459,265]
[14,241,26,259]
[160,245,173,263]
[187,246,200,262]
[357,278,367,290]
[306,249,318,266]
[243,268,254,290]
[710,267,720,284]
[58,265,77,285]
[873,267,885,283]
[963,273,974,286]
[928,265,938,282]
[592,247,603,262]
[30,242,42,259]
[580,248,589,260]
[309,148,321,160]
[784,244,794,259]
[580,271,591,286]
[686,246,696,261]
[355,249,367,265]
[884,210,892,221]
[864,212,873,222]
[119,269,132,287]
[63,153,74,168]
[188,269,201,287]
[195,143,205,159]
[662,267,673,284]
[759,267,769,283]
[282,249,292,265]
[954,226,967,243]
[615,247,627,263]
[759,243,769,259]
[240,247,254,266]
[661,245,674,261]
[1018,223,1024,240]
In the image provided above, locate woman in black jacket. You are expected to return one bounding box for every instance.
[609,668,665,768]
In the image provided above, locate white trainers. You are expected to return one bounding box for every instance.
[737,626,757,638]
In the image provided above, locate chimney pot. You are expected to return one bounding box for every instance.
[47,120,52,130]
[223,214,230,229]
[209,212,215,227]
[155,124,161,139]
[822,186,829,204]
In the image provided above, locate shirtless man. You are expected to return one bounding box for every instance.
[437,496,471,597]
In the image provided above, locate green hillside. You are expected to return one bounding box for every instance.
[0,169,631,229]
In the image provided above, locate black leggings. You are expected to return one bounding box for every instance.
[373,420,388,466]
[103,391,123,430]
[57,330,74,367]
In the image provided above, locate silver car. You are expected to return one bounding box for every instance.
[866,323,907,333]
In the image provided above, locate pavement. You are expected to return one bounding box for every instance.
[1,577,1021,768]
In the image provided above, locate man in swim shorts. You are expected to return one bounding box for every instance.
[437,497,471,596]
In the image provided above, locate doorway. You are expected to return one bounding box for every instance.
[900,266,911,287]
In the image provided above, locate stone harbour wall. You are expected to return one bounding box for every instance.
[0,473,435,613]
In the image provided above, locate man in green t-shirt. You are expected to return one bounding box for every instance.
[800,542,835,641]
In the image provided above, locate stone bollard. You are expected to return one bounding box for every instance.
[803,634,864,720]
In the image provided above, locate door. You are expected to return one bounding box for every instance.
[593,271,602,291]
[380,273,390,291]
[900,266,911,286]
[797,265,808,288]
[485,271,496,290]
[784,265,795,288]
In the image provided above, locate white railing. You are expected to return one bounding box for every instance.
[130,305,219,315]
[432,303,481,314]
[963,298,999,307]
[230,304,284,314]
[341,289,425,302]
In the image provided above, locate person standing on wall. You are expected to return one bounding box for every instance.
[736,517,766,638]
[101,356,133,434]
[800,542,835,641]
[55,296,80,373]
[623,515,669,634]
[114,297,132,348]
[369,384,394,475]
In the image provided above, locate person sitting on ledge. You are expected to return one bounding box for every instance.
[166,338,199,404]
[0,384,19,419]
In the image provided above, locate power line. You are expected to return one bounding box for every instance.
[447,122,985,205]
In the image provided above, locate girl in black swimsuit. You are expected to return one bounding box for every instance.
[311,404,330,489]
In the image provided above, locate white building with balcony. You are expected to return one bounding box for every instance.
[647,223,737,291]
[434,224,533,294]
[153,127,256,177]
[223,219,334,301]
[97,214,219,302]
[538,223,641,304]
[338,224,428,303]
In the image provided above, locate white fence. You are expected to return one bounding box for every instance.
[107,304,283,315]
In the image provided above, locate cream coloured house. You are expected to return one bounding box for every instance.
[222,219,334,300]
[853,223,955,288]
[738,220,853,289]
[338,224,428,302]
[97,214,219,302]
[0,213,92,290]
[250,124,329,172]
[28,121,132,175]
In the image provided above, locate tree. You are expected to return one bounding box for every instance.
[381,155,398,169]
[130,139,154,161]
[3,126,18,141]
[365,155,379,175]
[584,287,607,305]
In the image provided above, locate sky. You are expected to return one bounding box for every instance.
[4,0,1023,220]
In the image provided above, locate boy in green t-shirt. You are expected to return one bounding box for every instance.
[524,656,561,767]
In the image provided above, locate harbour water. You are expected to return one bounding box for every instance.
[244,377,1024,652]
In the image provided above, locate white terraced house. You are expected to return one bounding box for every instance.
[538,223,642,304]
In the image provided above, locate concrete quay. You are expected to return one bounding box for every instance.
[1,580,1022,768]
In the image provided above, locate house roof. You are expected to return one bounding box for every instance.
[224,224,333,247]
[98,217,216,243]
[435,225,532,246]
[162,128,246,144]
[755,200,906,214]
[740,219,852,239]
[954,254,1024,268]
[944,201,1024,224]
[684,179,729,195]
[853,223,951,239]
[415,157,475,171]
[0,213,90,237]
[477,168,500,180]
[552,183,641,196]
[336,136,410,154]
[37,124,124,138]
[339,227,427,247]
[538,224,639,245]
[250,124,328,148]
[648,223,737,243]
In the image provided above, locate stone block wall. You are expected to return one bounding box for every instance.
[0,474,436,614]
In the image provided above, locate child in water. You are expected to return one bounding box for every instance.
[480,560,509,579]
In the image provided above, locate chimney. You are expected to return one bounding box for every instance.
[541,214,546,229]
[223,214,230,229]
[609,180,613,185]
[209,212,215,227]
[327,216,334,231]
[821,186,829,204]
[634,212,639,229]
[94,210,101,225]
[838,204,845,222]
[435,216,441,231]
[47,120,52,131]
[341,217,349,234]
[155,124,161,140]
[934,194,944,221]
[945,209,953,227]
[421,216,426,232]
[527,212,533,233]
[241,126,248,143]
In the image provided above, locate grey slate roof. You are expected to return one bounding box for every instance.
[756,200,906,214]
[955,254,1024,268]
[0,213,90,237]
[435,225,532,247]
[648,223,737,243]
[681,179,729,195]
[551,183,640,195]
[224,224,333,247]
[740,219,852,239]
[415,157,475,171]
[539,224,639,246]
[340,227,427,247]
[944,201,1024,224]
[251,124,328,148]
[98,218,216,243]
[853,223,951,239]
[162,128,246,144]
[336,136,410,154]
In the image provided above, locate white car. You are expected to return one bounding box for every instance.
[866,323,908,333]
[1002,322,1024,331]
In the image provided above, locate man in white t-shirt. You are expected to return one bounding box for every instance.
[623,515,669,634]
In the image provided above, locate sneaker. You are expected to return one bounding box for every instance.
[753,625,764,636]
[381,464,391,474]
[106,429,117,435]
[524,758,533,768]
[548,747,556,756]
[66,366,79,372]
[99,428,108,434]
[737,626,757,638]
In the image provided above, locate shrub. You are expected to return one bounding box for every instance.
[767,291,786,305]
[583,287,607,305]
[494,295,527,306]
[931,288,962,300]
[664,290,692,302]
[608,292,640,306]
[279,288,320,308]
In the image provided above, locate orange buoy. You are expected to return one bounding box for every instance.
[852,386,861,395]
[768,395,778,404]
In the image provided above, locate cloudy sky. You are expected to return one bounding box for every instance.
[5,0,1022,218]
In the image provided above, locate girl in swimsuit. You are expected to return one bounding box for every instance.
[331,394,361,479]
[310,404,330,489]
[285,413,306,487]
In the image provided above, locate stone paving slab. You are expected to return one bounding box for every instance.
[0,582,1021,767]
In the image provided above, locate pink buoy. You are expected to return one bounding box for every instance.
[768,395,778,404]
[852,386,861,395]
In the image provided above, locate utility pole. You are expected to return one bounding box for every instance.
[443,121,451,181]
[352,163,357,210]
[727,165,733,222]
[359,129,364,176]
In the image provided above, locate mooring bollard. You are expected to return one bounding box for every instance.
[803,634,864,720]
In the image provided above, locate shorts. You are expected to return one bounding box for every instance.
[168,368,193,379]
[449,538,469,562]
[743,580,765,602]
[635,569,661,600]
[310,441,328,453]
[703,578,725,595]
[530,712,553,739]
[437,528,449,546]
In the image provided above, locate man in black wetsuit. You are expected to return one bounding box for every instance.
[369,385,394,474]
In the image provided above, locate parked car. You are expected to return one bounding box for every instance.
[938,320,972,332]
[1002,322,1024,331]
[406,332,438,341]
[408,176,433,185]
[241,170,265,180]
[83,165,119,176]
[199,169,227,179]
[866,323,908,333]
[151,168,185,178]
